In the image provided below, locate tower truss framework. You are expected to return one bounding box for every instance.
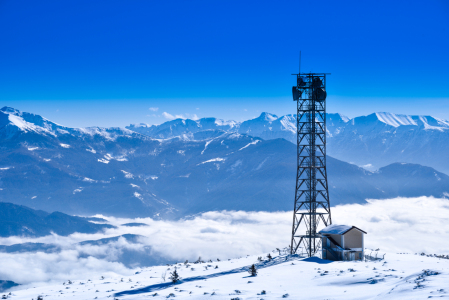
[290,72,332,257]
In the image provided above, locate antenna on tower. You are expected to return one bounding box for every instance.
[290,64,332,257]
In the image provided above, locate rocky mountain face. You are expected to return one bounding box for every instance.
[1,107,448,218]
[127,111,449,174]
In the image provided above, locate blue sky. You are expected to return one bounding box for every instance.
[1,0,448,127]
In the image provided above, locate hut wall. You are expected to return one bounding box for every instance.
[343,229,363,249]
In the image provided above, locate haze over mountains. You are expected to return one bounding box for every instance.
[1,106,448,218]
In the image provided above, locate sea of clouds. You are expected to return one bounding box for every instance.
[0,196,448,286]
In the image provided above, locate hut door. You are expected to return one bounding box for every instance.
[350,252,355,261]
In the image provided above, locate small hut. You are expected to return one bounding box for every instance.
[319,224,366,261]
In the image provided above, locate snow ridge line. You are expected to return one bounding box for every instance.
[114,254,302,297]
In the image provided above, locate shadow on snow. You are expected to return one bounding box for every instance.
[302,257,333,264]
[115,254,331,297]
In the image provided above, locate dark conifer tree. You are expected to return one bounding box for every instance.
[169,268,180,283]
[248,264,258,276]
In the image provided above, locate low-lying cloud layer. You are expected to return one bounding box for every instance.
[0,196,448,286]
[334,196,449,254]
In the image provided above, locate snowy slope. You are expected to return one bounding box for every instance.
[5,252,449,299]
[116,253,449,300]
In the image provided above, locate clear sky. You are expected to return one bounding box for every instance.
[1,0,448,127]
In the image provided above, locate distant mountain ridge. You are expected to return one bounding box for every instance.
[0,106,146,141]
[0,202,113,237]
[0,280,19,293]
[1,107,448,218]
[127,111,449,174]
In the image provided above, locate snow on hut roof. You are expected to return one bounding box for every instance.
[319,224,367,235]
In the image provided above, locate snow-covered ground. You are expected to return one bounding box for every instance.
[1,196,449,299]
[6,252,449,299]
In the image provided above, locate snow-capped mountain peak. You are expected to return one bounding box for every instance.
[212,118,238,128]
[337,113,350,123]
[0,107,150,141]
[375,112,417,127]
[372,112,449,131]
[415,115,449,131]
[257,112,278,121]
[0,106,60,137]
[1,106,20,114]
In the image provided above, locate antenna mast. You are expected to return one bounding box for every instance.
[290,56,332,257]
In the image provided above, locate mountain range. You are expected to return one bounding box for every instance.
[1,106,448,218]
[127,111,449,174]
[0,202,113,237]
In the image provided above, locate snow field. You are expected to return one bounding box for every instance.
[5,253,449,300]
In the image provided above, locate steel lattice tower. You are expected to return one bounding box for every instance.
[290,71,332,257]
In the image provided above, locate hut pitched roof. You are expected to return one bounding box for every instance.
[319,224,367,235]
